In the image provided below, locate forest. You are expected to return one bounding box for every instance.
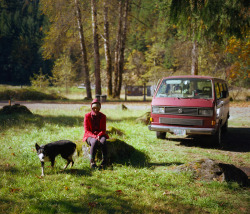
[0,0,249,99]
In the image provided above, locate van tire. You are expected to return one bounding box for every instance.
[222,119,228,133]
[214,124,224,147]
[156,131,166,139]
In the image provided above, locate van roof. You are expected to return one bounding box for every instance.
[163,75,226,82]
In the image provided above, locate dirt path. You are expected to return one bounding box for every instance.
[0,101,151,111]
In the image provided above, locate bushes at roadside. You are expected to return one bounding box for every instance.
[0,88,65,101]
[0,104,32,115]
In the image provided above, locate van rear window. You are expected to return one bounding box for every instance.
[156,78,213,99]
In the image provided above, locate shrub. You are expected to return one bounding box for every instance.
[0,89,64,101]
[0,104,32,115]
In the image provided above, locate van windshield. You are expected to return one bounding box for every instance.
[156,78,213,99]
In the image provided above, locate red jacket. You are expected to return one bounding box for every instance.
[83,99,109,142]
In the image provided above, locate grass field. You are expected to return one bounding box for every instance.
[0,104,249,213]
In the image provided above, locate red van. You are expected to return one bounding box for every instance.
[148,76,230,146]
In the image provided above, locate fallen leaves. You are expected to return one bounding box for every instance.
[10,188,21,193]
[195,182,203,187]
[88,202,98,208]
[239,207,246,212]
[80,183,92,189]
[115,190,123,195]
[163,190,173,196]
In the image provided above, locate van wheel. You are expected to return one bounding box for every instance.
[214,125,223,147]
[156,131,166,139]
[222,119,228,133]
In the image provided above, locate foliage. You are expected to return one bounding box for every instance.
[0,0,249,90]
[169,0,249,42]
[30,68,50,88]
[225,35,250,87]
[50,54,77,93]
[0,104,32,115]
[39,0,78,60]
[124,50,147,85]
[0,88,63,101]
[0,0,52,85]
[167,0,249,75]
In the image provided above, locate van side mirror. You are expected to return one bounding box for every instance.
[220,91,228,98]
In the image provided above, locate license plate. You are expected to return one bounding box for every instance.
[173,129,186,136]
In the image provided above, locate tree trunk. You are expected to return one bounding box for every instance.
[113,1,122,98]
[91,0,101,95]
[74,0,92,99]
[191,40,198,75]
[117,0,129,97]
[103,0,112,97]
[113,0,129,98]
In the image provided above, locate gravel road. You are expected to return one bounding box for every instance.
[1,101,249,119]
[0,101,151,111]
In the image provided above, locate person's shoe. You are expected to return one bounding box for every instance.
[90,158,97,169]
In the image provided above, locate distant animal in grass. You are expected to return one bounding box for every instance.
[35,140,76,176]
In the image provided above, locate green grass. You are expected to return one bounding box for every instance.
[0,106,249,214]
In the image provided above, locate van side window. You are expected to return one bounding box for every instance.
[222,83,226,91]
[215,83,221,99]
[223,83,229,97]
[219,83,224,93]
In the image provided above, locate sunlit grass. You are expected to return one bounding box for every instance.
[0,106,249,214]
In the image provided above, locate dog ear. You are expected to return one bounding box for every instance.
[35,143,40,151]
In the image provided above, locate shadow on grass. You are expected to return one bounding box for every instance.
[0,164,19,174]
[115,148,150,168]
[0,198,89,214]
[60,168,92,176]
[0,113,138,132]
[166,127,250,152]
[41,115,135,126]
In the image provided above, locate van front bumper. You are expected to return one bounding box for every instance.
[148,125,216,135]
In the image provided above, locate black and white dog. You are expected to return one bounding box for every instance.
[35,140,76,176]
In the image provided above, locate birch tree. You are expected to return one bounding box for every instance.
[113,0,129,98]
[117,0,129,96]
[91,0,101,95]
[113,1,122,98]
[74,0,92,99]
[103,0,112,97]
